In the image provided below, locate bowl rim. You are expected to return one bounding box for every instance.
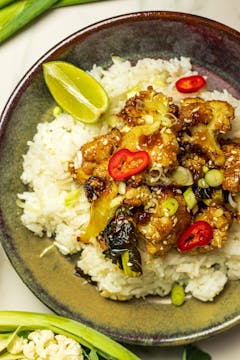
[1,10,240,346]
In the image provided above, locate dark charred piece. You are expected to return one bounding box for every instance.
[84,176,106,201]
[193,186,214,201]
[133,206,151,225]
[98,206,142,274]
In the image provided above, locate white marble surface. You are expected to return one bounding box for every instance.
[0,0,240,359]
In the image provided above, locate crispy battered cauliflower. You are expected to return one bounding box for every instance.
[71,128,122,183]
[174,97,211,132]
[118,86,173,126]
[195,205,233,250]
[137,189,191,256]
[179,153,206,182]
[181,100,234,166]
[222,141,240,193]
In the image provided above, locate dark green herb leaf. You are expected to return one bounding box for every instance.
[88,348,99,360]
[182,344,212,360]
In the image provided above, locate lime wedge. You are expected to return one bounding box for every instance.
[43,61,109,123]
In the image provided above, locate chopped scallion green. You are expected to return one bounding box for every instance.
[121,251,140,278]
[172,166,193,186]
[162,197,179,217]
[197,178,209,189]
[53,105,62,116]
[171,284,185,306]
[64,189,80,207]
[183,187,197,210]
[205,169,223,187]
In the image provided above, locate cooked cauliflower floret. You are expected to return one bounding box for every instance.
[137,188,191,256]
[195,205,233,251]
[174,97,211,132]
[71,128,122,183]
[181,100,234,166]
[118,86,172,126]
[222,141,240,194]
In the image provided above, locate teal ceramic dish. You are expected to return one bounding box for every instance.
[0,11,240,346]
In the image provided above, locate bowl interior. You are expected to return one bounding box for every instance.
[0,11,240,346]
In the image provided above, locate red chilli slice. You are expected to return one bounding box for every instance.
[177,221,213,252]
[175,75,206,93]
[108,148,150,181]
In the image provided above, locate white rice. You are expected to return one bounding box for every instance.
[18,57,240,302]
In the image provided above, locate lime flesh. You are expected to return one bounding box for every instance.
[43,61,109,123]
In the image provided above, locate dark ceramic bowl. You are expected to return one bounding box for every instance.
[0,11,240,346]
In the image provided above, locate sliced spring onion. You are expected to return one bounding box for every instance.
[197,178,209,189]
[183,187,197,210]
[64,189,80,207]
[121,251,141,278]
[126,85,141,99]
[53,105,62,116]
[202,165,209,174]
[0,311,140,360]
[228,192,238,209]
[172,166,193,186]
[171,284,185,306]
[160,115,172,127]
[162,197,179,217]
[205,169,224,187]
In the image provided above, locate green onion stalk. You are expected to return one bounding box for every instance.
[54,0,101,7]
[0,0,104,44]
[0,0,15,9]
[0,311,140,360]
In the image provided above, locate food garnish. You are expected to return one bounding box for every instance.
[98,206,142,278]
[0,311,140,360]
[108,148,150,181]
[204,169,224,187]
[177,221,213,252]
[171,283,185,306]
[43,61,109,123]
[161,197,179,217]
[183,187,197,210]
[175,74,206,93]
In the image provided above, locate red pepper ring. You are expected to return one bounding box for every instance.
[108,148,150,181]
[175,75,206,93]
[177,221,213,252]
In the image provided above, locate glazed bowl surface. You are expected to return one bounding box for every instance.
[0,11,240,346]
